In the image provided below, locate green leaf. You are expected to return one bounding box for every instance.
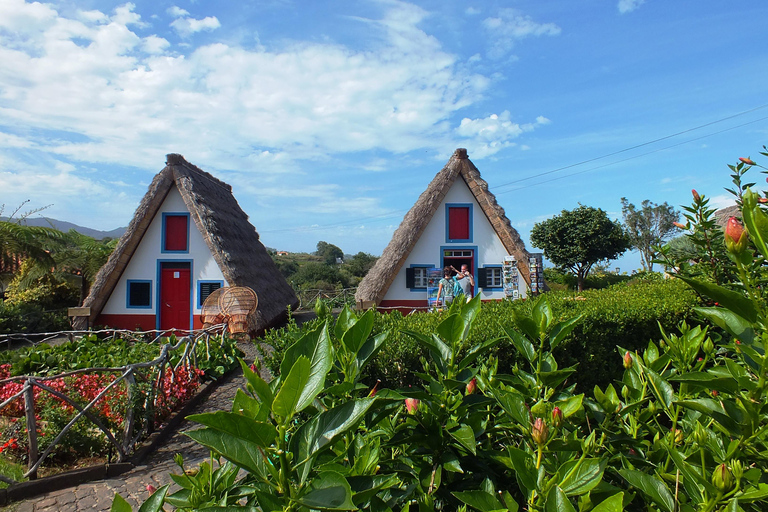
[742,189,768,260]
[511,311,540,345]
[504,327,535,363]
[240,359,274,410]
[694,307,754,345]
[619,469,674,512]
[356,332,388,371]
[280,322,333,386]
[739,483,768,502]
[506,446,538,493]
[669,371,740,394]
[187,411,277,448]
[342,309,374,354]
[185,428,269,477]
[645,366,675,411]
[296,472,357,510]
[402,330,450,372]
[348,474,400,506]
[138,485,170,512]
[438,313,468,346]
[544,485,576,512]
[449,424,477,455]
[292,398,376,482]
[673,399,743,436]
[334,305,357,340]
[590,493,624,512]
[110,494,132,512]
[557,458,604,496]
[493,388,530,425]
[452,490,506,512]
[555,394,583,418]
[459,337,503,370]
[272,356,311,419]
[540,368,577,389]
[666,446,712,502]
[677,276,757,324]
[549,314,583,351]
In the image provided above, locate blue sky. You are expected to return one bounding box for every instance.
[2,0,767,272]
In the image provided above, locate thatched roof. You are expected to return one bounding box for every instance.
[356,148,531,306]
[714,204,740,228]
[75,154,298,332]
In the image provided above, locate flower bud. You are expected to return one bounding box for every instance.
[739,157,756,166]
[671,428,683,445]
[692,189,701,202]
[466,378,477,395]
[623,351,633,369]
[673,222,687,230]
[724,217,749,255]
[693,424,708,446]
[552,407,564,428]
[730,459,744,481]
[146,484,157,494]
[531,417,549,445]
[712,463,734,492]
[405,398,420,414]
[368,379,381,397]
[648,401,657,414]
[703,338,714,355]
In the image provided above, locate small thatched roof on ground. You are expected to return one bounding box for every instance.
[74,154,298,332]
[356,148,531,306]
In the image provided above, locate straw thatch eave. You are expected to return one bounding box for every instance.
[355,148,531,306]
[75,154,298,332]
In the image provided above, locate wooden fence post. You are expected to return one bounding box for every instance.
[23,379,38,480]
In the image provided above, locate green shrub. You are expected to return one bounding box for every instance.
[259,278,700,392]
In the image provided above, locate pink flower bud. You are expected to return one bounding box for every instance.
[531,417,549,445]
[405,398,420,414]
[724,216,748,255]
[552,407,564,428]
[673,222,687,230]
[466,378,477,395]
[146,484,157,494]
[623,351,633,369]
[692,189,701,202]
[368,380,381,398]
[740,157,756,166]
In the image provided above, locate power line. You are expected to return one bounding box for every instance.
[493,102,768,191]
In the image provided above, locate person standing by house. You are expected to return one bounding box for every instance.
[456,264,475,300]
[436,267,457,307]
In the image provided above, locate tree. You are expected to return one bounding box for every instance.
[345,252,378,278]
[530,205,631,291]
[620,198,679,271]
[315,241,343,266]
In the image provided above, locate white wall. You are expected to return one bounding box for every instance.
[382,178,527,302]
[102,185,228,315]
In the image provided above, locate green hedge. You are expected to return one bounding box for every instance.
[258,277,701,392]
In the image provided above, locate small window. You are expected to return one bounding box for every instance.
[486,267,502,288]
[405,266,431,290]
[446,204,472,242]
[198,281,223,307]
[163,213,189,252]
[127,280,151,308]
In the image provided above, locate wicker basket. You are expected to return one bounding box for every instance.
[200,287,227,327]
[219,286,258,334]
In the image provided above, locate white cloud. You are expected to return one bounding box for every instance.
[618,0,646,14]
[465,7,481,15]
[167,6,189,18]
[483,8,560,59]
[170,15,221,37]
[455,112,550,157]
[142,34,170,53]
[708,194,737,210]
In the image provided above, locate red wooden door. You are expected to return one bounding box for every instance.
[160,264,191,330]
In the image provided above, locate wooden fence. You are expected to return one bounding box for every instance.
[0,325,226,483]
[294,287,357,310]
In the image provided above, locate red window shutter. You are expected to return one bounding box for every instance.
[165,215,188,251]
[448,207,470,240]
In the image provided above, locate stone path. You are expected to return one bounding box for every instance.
[4,342,263,512]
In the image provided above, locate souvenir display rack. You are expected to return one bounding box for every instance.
[529,253,544,295]
[502,256,519,299]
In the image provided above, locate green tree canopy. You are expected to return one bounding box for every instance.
[530,204,631,291]
[345,252,378,278]
[315,241,344,266]
[620,198,679,271]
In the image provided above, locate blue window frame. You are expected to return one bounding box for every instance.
[445,203,473,243]
[161,212,190,253]
[198,280,225,307]
[126,280,152,309]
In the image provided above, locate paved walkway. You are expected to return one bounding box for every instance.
[4,342,266,512]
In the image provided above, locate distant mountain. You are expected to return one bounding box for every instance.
[0,217,126,240]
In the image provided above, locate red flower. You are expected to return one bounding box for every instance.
[724,217,748,255]
[405,398,420,414]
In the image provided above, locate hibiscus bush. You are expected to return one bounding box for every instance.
[117,149,768,511]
